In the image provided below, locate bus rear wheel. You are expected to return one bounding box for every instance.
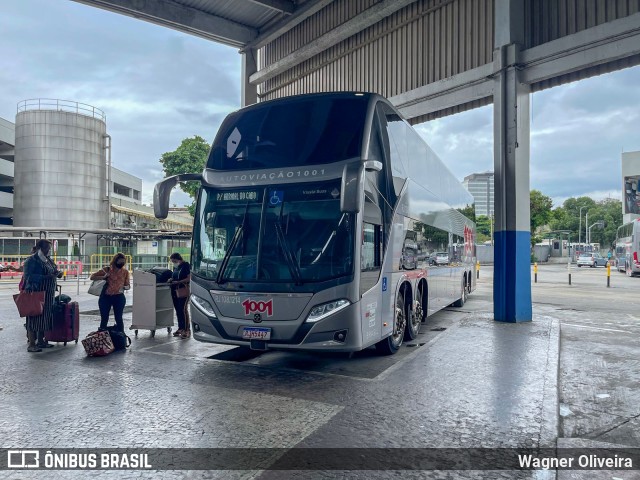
[376,292,406,355]
[405,283,425,340]
[452,277,467,308]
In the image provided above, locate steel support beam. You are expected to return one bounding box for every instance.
[249,0,418,85]
[246,0,294,15]
[492,0,532,323]
[390,64,494,119]
[521,11,640,86]
[395,12,640,122]
[71,0,257,48]
[245,0,335,50]
[242,49,259,107]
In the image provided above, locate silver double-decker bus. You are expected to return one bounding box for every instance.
[615,219,640,276]
[154,93,476,355]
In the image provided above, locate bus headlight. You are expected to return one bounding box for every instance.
[190,294,217,318]
[306,299,350,323]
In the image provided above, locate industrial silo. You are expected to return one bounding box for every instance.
[13,99,109,230]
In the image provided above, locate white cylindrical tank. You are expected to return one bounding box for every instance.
[14,99,109,230]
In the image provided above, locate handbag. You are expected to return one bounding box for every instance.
[81,331,115,357]
[88,280,106,296]
[175,283,190,299]
[13,290,45,317]
[106,326,131,351]
[88,268,108,296]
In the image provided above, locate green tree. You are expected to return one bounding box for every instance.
[159,135,210,214]
[584,198,623,250]
[547,196,622,250]
[530,190,553,233]
[457,204,476,223]
[475,215,492,242]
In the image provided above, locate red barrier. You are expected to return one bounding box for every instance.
[0,260,84,279]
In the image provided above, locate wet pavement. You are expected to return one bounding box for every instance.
[0,264,638,479]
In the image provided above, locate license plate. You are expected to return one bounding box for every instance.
[242,327,271,340]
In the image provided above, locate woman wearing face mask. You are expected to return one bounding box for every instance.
[22,239,63,352]
[169,253,191,339]
[90,252,130,332]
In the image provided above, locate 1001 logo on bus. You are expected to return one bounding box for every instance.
[242,299,273,317]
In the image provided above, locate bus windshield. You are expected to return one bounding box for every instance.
[192,181,354,284]
[207,96,369,170]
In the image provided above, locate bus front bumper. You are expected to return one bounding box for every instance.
[189,302,366,352]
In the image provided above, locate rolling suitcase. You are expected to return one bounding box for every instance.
[45,300,80,346]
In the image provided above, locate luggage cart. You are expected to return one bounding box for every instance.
[130,270,175,337]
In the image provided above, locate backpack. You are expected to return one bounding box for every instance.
[106,326,131,351]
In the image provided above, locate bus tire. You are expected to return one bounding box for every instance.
[405,285,423,340]
[376,292,406,355]
[452,277,466,308]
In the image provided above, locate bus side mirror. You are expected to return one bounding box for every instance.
[154,173,202,219]
[340,163,364,213]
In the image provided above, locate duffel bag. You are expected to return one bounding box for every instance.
[81,331,114,357]
[106,326,131,351]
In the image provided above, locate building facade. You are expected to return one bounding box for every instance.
[0,104,190,232]
[462,172,494,218]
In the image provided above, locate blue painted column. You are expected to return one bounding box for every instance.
[493,5,533,322]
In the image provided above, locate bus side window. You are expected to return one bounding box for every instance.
[360,221,382,296]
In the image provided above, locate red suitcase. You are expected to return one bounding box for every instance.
[45,301,80,345]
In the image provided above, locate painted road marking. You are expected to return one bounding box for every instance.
[562,323,631,334]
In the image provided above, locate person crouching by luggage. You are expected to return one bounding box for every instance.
[90,253,130,332]
[169,253,191,339]
[23,240,63,352]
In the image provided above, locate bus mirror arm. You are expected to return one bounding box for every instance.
[340,162,364,213]
[364,160,382,172]
[154,173,202,219]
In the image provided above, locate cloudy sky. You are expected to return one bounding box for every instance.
[1,0,639,207]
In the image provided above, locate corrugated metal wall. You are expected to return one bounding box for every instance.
[525,0,640,92]
[258,0,494,102]
[525,0,640,48]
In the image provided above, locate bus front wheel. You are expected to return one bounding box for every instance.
[376,292,406,355]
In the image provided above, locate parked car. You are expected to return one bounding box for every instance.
[429,252,449,266]
[577,252,608,268]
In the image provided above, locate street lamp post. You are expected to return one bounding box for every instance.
[585,212,589,245]
[588,221,604,248]
[579,206,587,245]
[490,211,494,247]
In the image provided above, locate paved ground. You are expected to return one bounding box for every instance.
[530,263,640,480]
[0,264,638,479]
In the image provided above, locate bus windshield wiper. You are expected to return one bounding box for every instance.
[216,203,249,284]
[215,226,242,284]
[274,222,303,286]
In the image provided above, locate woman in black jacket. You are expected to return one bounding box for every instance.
[23,240,63,352]
[169,253,191,339]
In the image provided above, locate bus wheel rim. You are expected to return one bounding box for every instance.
[414,300,423,328]
[393,306,405,346]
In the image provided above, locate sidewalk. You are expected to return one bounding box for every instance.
[0,274,562,479]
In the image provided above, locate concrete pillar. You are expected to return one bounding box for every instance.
[241,49,258,107]
[492,0,532,322]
